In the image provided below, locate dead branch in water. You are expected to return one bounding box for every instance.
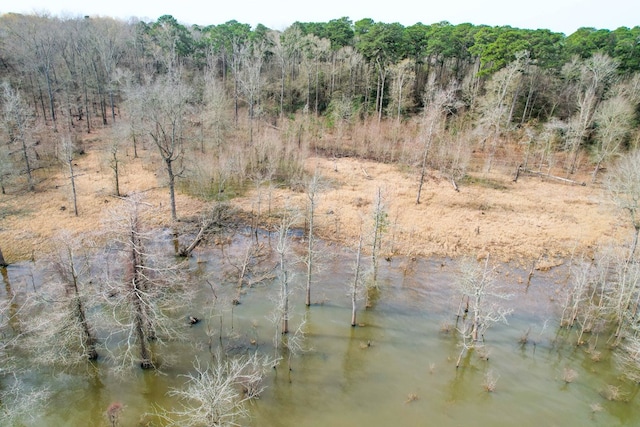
[179,204,235,257]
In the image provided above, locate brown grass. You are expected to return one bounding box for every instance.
[0,130,206,262]
[0,127,629,267]
[235,155,627,266]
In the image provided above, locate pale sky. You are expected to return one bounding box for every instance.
[2,0,639,35]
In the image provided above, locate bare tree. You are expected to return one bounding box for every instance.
[200,62,231,153]
[476,53,524,174]
[269,26,303,119]
[559,255,594,329]
[304,170,322,306]
[0,146,13,195]
[24,232,99,365]
[370,187,387,286]
[2,14,61,130]
[606,150,640,262]
[563,53,618,175]
[1,82,36,192]
[416,80,456,204]
[274,209,299,336]
[607,252,640,343]
[120,76,145,158]
[89,17,128,125]
[238,39,266,144]
[387,59,415,122]
[131,73,192,221]
[102,194,190,370]
[329,93,356,144]
[59,135,79,216]
[454,256,513,367]
[108,137,123,197]
[299,34,330,115]
[165,352,274,426]
[591,93,634,182]
[351,229,365,327]
[0,264,49,424]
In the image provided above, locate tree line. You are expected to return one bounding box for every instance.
[1,13,639,130]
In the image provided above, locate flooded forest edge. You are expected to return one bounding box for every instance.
[1,12,640,426]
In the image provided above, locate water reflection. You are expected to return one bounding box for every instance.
[1,234,640,426]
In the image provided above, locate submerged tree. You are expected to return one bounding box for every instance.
[268,206,309,375]
[103,194,190,370]
[351,229,364,327]
[454,255,512,368]
[166,352,273,426]
[25,232,99,365]
[370,187,387,286]
[273,208,298,336]
[304,170,322,307]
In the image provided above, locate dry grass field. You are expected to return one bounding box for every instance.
[0,128,630,268]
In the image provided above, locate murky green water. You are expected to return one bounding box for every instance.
[2,233,639,426]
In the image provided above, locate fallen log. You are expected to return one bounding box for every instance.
[179,204,234,257]
[521,169,586,186]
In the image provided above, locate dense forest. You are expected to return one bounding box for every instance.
[1,13,640,197]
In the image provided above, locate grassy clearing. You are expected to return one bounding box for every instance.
[0,119,630,268]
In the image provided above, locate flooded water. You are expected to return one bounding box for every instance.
[1,231,639,426]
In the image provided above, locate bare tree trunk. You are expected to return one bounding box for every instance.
[44,67,57,131]
[305,173,319,307]
[371,187,385,284]
[0,247,7,267]
[110,142,120,197]
[351,233,363,327]
[130,219,154,368]
[20,134,34,192]
[82,69,91,134]
[65,247,98,360]
[134,305,152,369]
[416,115,437,204]
[109,89,116,123]
[166,159,177,221]
[60,137,79,216]
[282,270,289,334]
[276,213,294,335]
[68,154,78,217]
[629,226,640,264]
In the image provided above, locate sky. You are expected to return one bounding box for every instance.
[2,0,639,35]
